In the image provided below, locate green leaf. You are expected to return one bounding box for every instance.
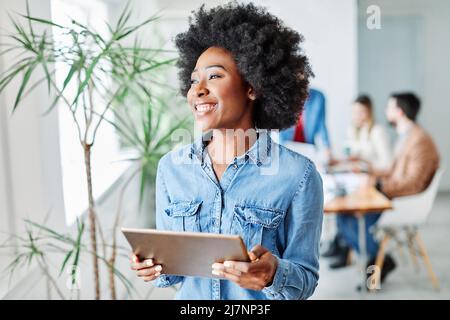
[3,253,27,273]
[24,219,73,244]
[140,58,177,73]
[9,15,35,53]
[59,250,73,277]
[138,167,147,207]
[0,60,33,93]
[25,0,35,43]
[115,1,132,32]
[20,15,64,29]
[12,63,36,113]
[63,61,78,90]
[72,219,84,276]
[115,14,160,42]
[40,52,52,94]
[21,68,56,102]
[71,53,102,106]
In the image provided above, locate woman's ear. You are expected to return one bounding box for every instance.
[247,86,256,101]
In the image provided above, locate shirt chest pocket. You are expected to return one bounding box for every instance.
[164,200,202,232]
[231,205,285,254]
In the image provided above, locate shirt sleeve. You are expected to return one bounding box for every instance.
[262,161,324,300]
[153,157,184,288]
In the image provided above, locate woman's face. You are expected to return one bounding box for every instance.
[352,102,371,128]
[187,47,255,131]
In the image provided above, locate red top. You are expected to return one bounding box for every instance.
[294,114,306,143]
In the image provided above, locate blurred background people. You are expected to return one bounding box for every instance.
[330,92,440,287]
[280,88,334,164]
[323,95,392,265]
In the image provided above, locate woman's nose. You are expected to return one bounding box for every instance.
[195,83,209,97]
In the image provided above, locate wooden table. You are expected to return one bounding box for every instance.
[324,187,392,294]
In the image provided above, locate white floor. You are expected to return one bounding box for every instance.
[145,192,450,300]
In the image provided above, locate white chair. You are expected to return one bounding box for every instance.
[373,168,445,290]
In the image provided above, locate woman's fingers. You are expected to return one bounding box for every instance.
[142,269,162,282]
[219,270,241,283]
[218,270,266,291]
[129,252,162,282]
[131,258,154,270]
[212,263,241,277]
[223,260,251,273]
[248,251,259,262]
[137,265,162,277]
[249,245,268,259]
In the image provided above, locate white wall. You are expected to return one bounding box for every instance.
[359,0,450,190]
[109,0,358,155]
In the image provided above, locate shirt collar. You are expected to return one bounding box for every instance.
[189,129,272,167]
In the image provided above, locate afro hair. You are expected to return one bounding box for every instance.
[175,2,313,129]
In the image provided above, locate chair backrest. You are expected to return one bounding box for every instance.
[378,168,445,227]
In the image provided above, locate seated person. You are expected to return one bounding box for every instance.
[346,95,392,172]
[330,92,440,287]
[324,95,392,259]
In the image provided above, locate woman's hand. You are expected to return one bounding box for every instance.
[130,254,162,282]
[211,245,278,291]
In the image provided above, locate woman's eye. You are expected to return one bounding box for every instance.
[190,79,198,85]
[208,74,221,80]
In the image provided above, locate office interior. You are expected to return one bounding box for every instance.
[0,0,449,299]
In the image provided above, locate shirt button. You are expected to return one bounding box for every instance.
[233,163,238,169]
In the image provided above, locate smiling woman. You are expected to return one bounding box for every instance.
[130,2,323,300]
[188,47,255,132]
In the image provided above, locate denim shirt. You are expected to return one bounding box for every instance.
[153,130,323,300]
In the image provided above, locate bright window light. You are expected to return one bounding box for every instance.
[51,0,129,226]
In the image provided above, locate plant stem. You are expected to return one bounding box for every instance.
[108,163,142,300]
[83,143,100,300]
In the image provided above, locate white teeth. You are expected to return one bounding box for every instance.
[195,103,217,112]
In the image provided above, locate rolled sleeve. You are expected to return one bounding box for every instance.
[262,256,289,298]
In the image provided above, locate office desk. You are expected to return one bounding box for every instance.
[324,187,392,294]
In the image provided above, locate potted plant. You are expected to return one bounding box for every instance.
[0,1,189,299]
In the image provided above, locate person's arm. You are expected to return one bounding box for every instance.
[262,161,324,300]
[153,158,185,287]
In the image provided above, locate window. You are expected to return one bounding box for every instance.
[51,0,129,226]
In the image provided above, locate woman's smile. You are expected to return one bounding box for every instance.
[194,102,218,114]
